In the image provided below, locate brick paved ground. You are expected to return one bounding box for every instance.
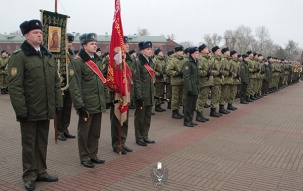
[1,82,303,191]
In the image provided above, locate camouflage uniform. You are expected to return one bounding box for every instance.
[0,55,9,92]
[164,56,172,109]
[210,54,223,111]
[153,55,167,110]
[219,54,233,113]
[166,54,184,118]
[229,57,240,106]
[196,53,213,121]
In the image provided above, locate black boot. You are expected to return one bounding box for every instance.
[155,105,164,112]
[240,99,249,104]
[204,103,210,108]
[227,103,237,110]
[250,95,256,101]
[246,96,253,102]
[176,110,184,118]
[172,110,182,119]
[196,112,206,122]
[3,87,9,94]
[210,108,220,117]
[219,104,229,114]
[129,101,135,109]
[167,102,171,109]
[202,114,209,121]
[1,89,4,95]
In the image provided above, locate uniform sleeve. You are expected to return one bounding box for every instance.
[166,60,178,77]
[183,62,192,92]
[68,59,85,109]
[133,61,142,100]
[7,52,27,116]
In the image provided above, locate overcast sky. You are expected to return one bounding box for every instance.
[1,0,302,48]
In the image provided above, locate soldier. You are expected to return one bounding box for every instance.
[0,50,9,94]
[262,59,270,96]
[239,54,249,104]
[166,46,184,119]
[183,47,199,127]
[96,47,102,60]
[8,19,63,191]
[246,51,255,101]
[110,36,133,154]
[196,44,212,122]
[153,48,167,112]
[134,41,155,146]
[210,46,223,117]
[229,50,240,109]
[256,54,264,98]
[219,47,233,113]
[165,50,174,109]
[57,33,76,141]
[69,33,106,168]
[128,49,137,109]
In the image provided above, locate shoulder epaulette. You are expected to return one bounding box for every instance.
[13,49,22,54]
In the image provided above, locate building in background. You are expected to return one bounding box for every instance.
[0,33,179,55]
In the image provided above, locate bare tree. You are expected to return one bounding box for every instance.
[234,25,255,54]
[255,26,270,53]
[166,33,176,41]
[203,33,222,48]
[274,47,287,59]
[285,40,300,60]
[137,28,150,36]
[179,41,194,48]
[223,30,237,50]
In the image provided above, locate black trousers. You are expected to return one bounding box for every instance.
[184,94,198,123]
[20,120,50,182]
[57,90,72,135]
[239,83,248,101]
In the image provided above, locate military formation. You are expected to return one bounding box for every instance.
[2,18,303,191]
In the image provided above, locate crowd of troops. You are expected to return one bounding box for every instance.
[2,19,303,191]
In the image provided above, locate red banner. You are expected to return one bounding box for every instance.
[106,0,130,125]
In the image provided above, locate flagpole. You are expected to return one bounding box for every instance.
[55,0,58,13]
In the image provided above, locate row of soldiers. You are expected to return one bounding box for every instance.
[142,44,301,127]
[0,50,10,94]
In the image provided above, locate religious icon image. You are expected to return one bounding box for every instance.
[48,26,61,52]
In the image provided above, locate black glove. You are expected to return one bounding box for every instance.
[136,98,144,108]
[17,114,28,122]
[228,71,233,76]
[55,107,63,114]
[77,106,88,118]
[207,69,212,77]
[178,71,183,77]
[187,91,193,96]
[159,72,164,78]
[219,71,223,77]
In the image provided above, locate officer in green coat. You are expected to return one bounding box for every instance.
[110,36,133,154]
[69,33,106,168]
[239,54,250,104]
[134,41,155,146]
[183,47,199,127]
[8,19,63,191]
